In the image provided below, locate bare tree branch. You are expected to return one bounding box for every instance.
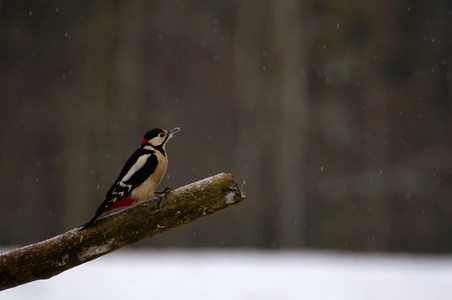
[0,173,245,291]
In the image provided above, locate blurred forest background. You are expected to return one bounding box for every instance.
[1,0,451,253]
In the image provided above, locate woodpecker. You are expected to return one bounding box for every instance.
[80,127,180,230]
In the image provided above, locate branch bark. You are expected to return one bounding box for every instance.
[0,173,245,291]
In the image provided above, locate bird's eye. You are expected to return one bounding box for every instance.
[159,133,165,138]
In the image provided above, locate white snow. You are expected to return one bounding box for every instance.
[51,254,69,267]
[2,250,452,300]
[225,191,236,204]
[76,238,115,261]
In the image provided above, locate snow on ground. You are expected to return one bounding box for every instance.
[2,249,452,300]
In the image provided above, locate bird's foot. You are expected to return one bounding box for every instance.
[154,186,174,195]
[155,187,174,208]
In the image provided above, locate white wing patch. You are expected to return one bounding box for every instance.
[121,154,152,182]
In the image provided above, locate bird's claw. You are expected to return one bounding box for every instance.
[154,186,174,195]
[155,187,174,208]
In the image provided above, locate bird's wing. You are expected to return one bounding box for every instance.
[116,150,158,187]
[100,150,158,210]
[104,148,157,195]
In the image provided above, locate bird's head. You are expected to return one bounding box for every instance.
[141,127,180,148]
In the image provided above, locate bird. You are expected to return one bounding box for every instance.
[79,127,180,230]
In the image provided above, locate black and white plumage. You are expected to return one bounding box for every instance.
[80,127,180,230]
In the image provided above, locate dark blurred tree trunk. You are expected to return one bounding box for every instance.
[62,3,121,227]
[234,1,279,247]
[271,0,309,247]
[356,2,395,251]
[235,1,310,248]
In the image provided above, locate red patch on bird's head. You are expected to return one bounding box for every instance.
[141,138,150,145]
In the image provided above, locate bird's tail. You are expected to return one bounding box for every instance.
[79,212,102,231]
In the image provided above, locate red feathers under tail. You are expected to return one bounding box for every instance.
[105,197,138,212]
[79,197,138,230]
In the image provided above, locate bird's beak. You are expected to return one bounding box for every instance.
[168,127,180,137]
